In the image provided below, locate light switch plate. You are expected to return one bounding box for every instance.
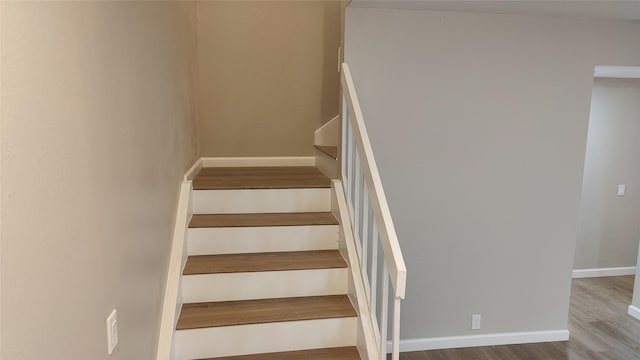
[107,309,118,355]
[618,184,626,196]
[471,314,481,330]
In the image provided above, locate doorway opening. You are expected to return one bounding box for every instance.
[573,65,640,320]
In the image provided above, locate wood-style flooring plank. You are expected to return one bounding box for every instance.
[183,250,347,275]
[177,295,357,330]
[393,276,640,360]
[193,166,331,190]
[199,346,361,360]
[315,145,338,160]
[189,212,339,228]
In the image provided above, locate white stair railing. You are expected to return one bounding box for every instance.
[340,63,407,360]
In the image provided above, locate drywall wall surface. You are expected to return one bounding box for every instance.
[195,1,341,157]
[1,2,197,359]
[345,7,640,340]
[634,249,640,309]
[575,78,640,270]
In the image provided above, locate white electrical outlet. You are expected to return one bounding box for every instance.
[106,309,118,355]
[471,314,481,330]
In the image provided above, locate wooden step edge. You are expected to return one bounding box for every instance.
[192,182,332,190]
[176,295,357,330]
[198,346,361,360]
[193,166,332,190]
[314,145,338,160]
[188,212,339,228]
[182,250,348,275]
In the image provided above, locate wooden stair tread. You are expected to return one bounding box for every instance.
[314,145,338,160]
[199,346,361,360]
[183,250,347,275]
[177,295,357,330]
[189,212,339,228]
[193,166,331,190]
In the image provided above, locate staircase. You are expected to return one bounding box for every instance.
[173,166,362,360]
[160,63,407,360]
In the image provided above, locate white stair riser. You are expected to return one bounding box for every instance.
[187,225,339,255]
[192,189,331,214]
[174,318,357,360]
[182,268,348,303]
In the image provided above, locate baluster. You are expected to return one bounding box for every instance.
[354,154,362,242]
[370,222,379,317]
[347,125,355,219]
[379,263,389,360]
[361,182,370,283]
[341,97,349,193]
[392,297,401,360]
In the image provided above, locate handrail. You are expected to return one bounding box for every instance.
[340,62,407,360]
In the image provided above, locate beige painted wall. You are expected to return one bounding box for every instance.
[195,1,341,157]
[1,2,197,359]
[345,6,640,341]
[575,78,640,270]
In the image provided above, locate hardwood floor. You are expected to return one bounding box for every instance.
[193,166,331,190]
[183,250,347,275]
[397,276,640,360]
[201,346,361,360]
[177,295,357,330]
[189,212,339,228]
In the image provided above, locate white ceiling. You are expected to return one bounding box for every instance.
[349,0,640,21]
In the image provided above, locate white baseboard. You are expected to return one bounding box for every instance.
[629,305,640,321]
[386,330,570,353]
[184,158,203,180]
[572,266,636,278]
[156,180,193,360]
[200,156,315,167]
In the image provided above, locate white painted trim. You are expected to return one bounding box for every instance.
[386,330,570,353]
[174,317,357,360]
[192,188,331,214]
[628,305,640,321]
[187,225,339,255]
[200,157,315,167]
[156,180,193,360]
[182,268,348,303]
[594,65,640,79]
[572,266,636,278]
[314,115,340,146]
[342,63,407,299]
[316,146,339,179]
[183,158,203,181]
[333,180,380,360]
